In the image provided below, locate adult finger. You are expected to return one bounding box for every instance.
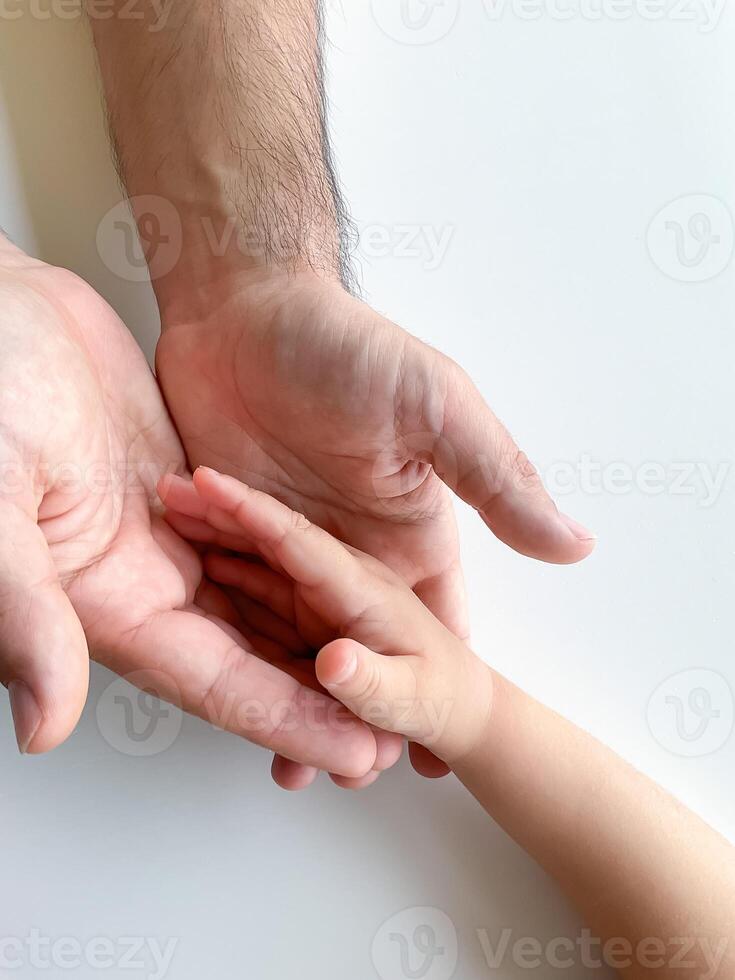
[108,608,379,778]
[414,346,596,564]
[0,499,89,753]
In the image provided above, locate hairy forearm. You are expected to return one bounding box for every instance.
[88,0,353,319]
[453,670,735,979]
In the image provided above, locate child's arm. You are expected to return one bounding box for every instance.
[162,467,735,979]
[451,683,735,979]
[323,649,735,980]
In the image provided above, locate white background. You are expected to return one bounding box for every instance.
[1,1,734,978]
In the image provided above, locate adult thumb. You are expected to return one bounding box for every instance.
[0,501,89,753]
[422,353,596,564]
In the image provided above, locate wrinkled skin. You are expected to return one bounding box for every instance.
[156,271,595,782]
[0,245,387,777]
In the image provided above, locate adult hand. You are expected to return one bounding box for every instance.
[0,240,392,778]
[157,270,596,781]
[89,0,594,783]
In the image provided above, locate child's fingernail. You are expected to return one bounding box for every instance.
[326,650,358,688]
[559,513,596,542]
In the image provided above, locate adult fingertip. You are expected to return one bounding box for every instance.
[408,741,451,779]
[334,734,378,779]
[8,680,42,754]
[270,756,319,791]
[372,730,404,772]
[330,769,381,791]
[559,513,597,544]
[481,507,597,565]
[551,513,597,564]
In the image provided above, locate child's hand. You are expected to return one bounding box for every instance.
[162,469,735,973]
[161,467,494,766]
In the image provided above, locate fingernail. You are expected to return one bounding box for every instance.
[326,650,358,688]
[559,513,597,542]
[8,681,42,754]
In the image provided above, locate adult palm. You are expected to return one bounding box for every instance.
[156,272,595,778]
[0,244,379,776]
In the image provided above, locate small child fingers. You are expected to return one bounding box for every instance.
[205,553,296,624]
[316,639,429,741]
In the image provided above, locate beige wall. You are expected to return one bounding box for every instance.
[0,14,159,361]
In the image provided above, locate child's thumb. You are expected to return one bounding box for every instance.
[316,639,430,742]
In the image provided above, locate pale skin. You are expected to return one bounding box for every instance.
[162,466,735,979]
[0,235,404,777]
[88,0,595,784]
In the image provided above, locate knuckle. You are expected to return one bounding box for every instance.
[504,445,543,494]
[196,643,245,722]
[352,658,383,707]
[288,510,311,533]
[268,682,311,742]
